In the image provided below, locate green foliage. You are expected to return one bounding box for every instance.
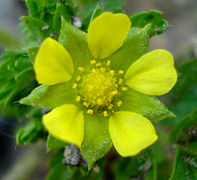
[47,134,67,151]
[170,146,197,180]
[130,10,168,37]
[16,109,47,145]
[0,50,37,108]
[170,108,197,144]
[22,0,77,44]
[164,59,197,125]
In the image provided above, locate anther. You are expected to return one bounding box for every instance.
[117,100,122,107]
[96,63,101,67]
[118,78,123,84]
[106,60,111,66]
[110,70,115,76]
[103,111,108,117]
[83,102,89,107]
[78,67,84,72]
[108,104,113,110]
[90,60,96,64]
[119,70,124,75]
[112,90,118,96]
[122,87,128,91]
[76,96,81,102]
[87,109,93,115]
[76,76,81,82]
[72,83,77,89]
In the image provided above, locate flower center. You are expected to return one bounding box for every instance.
[79,68,117,107]
[72,60,128,117]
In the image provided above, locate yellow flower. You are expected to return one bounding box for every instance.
[34,12,177,157]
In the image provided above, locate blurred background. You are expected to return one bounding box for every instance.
[0,0,197,179]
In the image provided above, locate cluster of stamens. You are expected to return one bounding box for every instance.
[72,60,128,117]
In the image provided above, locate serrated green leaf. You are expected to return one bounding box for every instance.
[20,81,75,109]
[170,146,197,180]
[119,89,174,121]
[170,108,197,144]
[81,114,112,170]
[22,16,50,42]
[0,51,37,108]
[47,134,66,151]
[16,109,46,145]
[107,27,149,71]
[130,10,168,36]
[59,19,93,69]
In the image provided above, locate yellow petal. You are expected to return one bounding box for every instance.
[88,12,131,59]
[109,111,158,157]
[43,104,84,147]
[34,37,74,85]
[124,49,177,96]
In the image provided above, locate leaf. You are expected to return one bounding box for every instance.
[170,146,197,180]
[47,134,67,151]
[145,161,157,180]
[119,89,174,121]
[16,109,46,145]
[59,19,93,69]
[108,27,149,71]
[170,108,197,144]
[22,16,50,43]
[130,10,168,37]
[0,50,37,108]
[20,81,75,109]
[81,114,112,170]
[164,59,197,125]
[171,59,197,99]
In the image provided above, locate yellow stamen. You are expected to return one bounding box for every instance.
[96,63,101,67]
[87,109,93,114]
[112,90,118,96]
[106,60,111,66]
[90,60,96,64]
[110,70,115,76]
[108,104,113,110]
[76,76,81,82]
[78,67,84,72]
[72,83,77,89]
[117,100,122,107]
[119,70,124,75]
[118,78,123,84]
[122,87,128,91]
[103,111,108,117]
[76,96,81,102]
[91,68,96,73]
[83,102,89,107]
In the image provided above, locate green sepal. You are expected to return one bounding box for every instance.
[119,88,174,121]
[170,108,197,144]
[20,81,75,109]
[47,134,67,151]
[108,27,149,71]
[130,10,168,37]
[81,114,112,170]
[59,19,93,69]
